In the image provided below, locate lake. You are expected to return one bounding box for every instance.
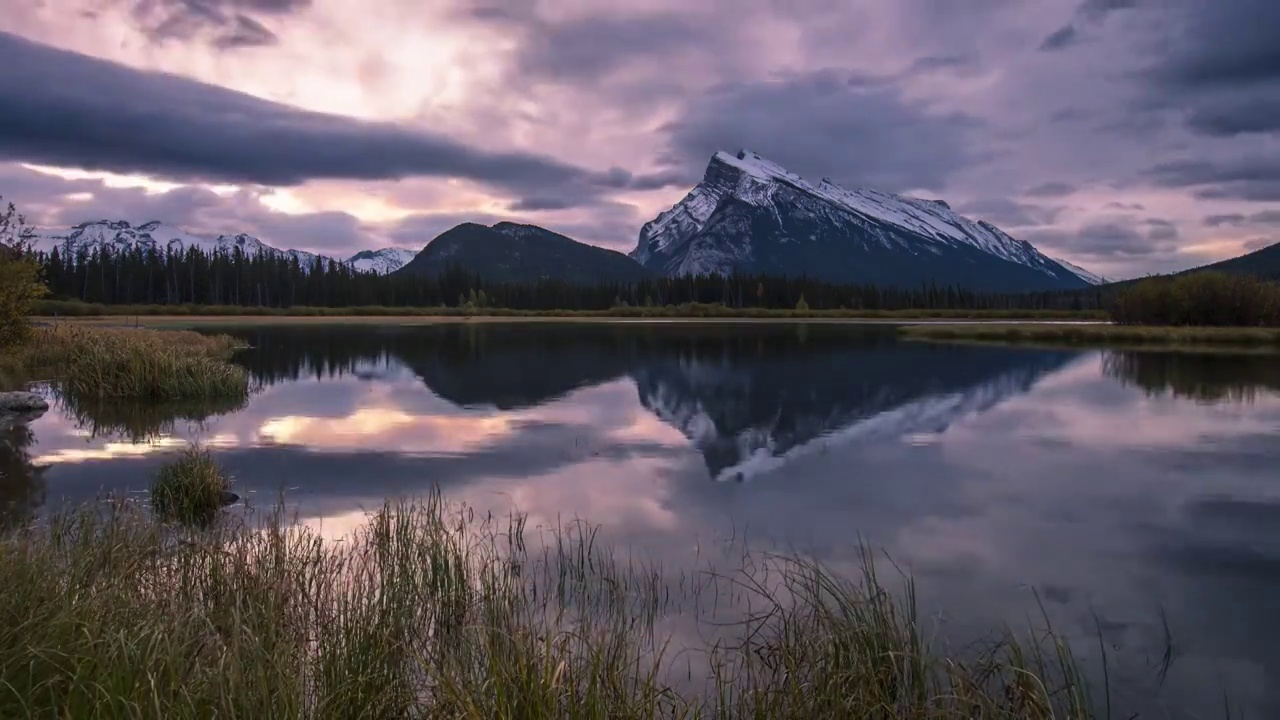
[7,322,1280,717]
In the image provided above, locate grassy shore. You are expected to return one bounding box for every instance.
[32,298,1105,322]
[1,324,251,400]
[0,484,1095,719]
[899,322,1280,348]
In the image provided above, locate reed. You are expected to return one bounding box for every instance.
[9,324,250,401]
[0,489,1097,719]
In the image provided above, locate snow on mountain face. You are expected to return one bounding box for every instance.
[632,150,1103,291]
[29,220,385,274]
[1053,257,1109,285]
[347,248,418,275]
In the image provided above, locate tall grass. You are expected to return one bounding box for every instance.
[0,490,1097,719]
[9,324,249,401]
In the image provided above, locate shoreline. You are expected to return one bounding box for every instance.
[898,322,1280,348]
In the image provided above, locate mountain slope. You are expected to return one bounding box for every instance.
[1187,241,1280,280]
[631,150,1101,292]
[394,222,649,284]
[1054,257,1110,285]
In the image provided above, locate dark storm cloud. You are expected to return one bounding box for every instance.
[1024,181,1076,198]
[1160,0,1280,89]
[1077,0,1140,21]
[1145,218,1179,241]
[956,198,1062,227]
[514,14,704,82]
[1185,98,1280,137]
[1105,201,1146,211]
[1144,157,1280,201]
[1204,214,1247,228]
[1073,223,1152,256]
[1204,211,1280,228]
[662,70,983,193]
[1039,0,1137,52]
[215,14,278,48]
[907,55,976,74]
[0,32,646,206]
[1153,0,1280,137]
[128,0,310,47]
[1030,220,1178,260]
[1039,25,1079,52]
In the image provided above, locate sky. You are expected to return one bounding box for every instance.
[0,0,1276,279]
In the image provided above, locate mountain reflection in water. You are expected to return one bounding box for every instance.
[227,324,1078,480]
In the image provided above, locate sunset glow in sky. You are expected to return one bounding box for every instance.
[1,0,1276,279]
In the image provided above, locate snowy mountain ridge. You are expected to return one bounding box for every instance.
[29,220,416,275]
[631,150,1105,291]
[348,247,419,274]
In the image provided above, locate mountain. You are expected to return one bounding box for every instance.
[1187,241,1280,280]
[347,248,418,275]
[30,220,348,271]
[394,222,649,284]
[631,150,1102,292]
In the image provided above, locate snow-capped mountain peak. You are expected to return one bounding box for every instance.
[631,149,1105,291]
[347,247,419,275]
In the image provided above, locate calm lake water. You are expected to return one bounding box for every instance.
[7,322,1280,717]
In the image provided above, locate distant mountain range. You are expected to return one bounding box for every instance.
[30,220,417,275]
[41,154,1280,291]
[392,222,647,284]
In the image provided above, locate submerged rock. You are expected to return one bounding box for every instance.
[0,392,48,428]
[219,490,240,507]
[0,392,47,414]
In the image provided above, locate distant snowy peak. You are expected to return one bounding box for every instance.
[348,248,419,275]
[632,149,1104,291]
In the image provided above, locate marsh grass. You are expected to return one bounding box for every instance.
[150,447,236,525]
[7,324,250,402]
[0,490,1098,719]
[899,322,1280,348]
